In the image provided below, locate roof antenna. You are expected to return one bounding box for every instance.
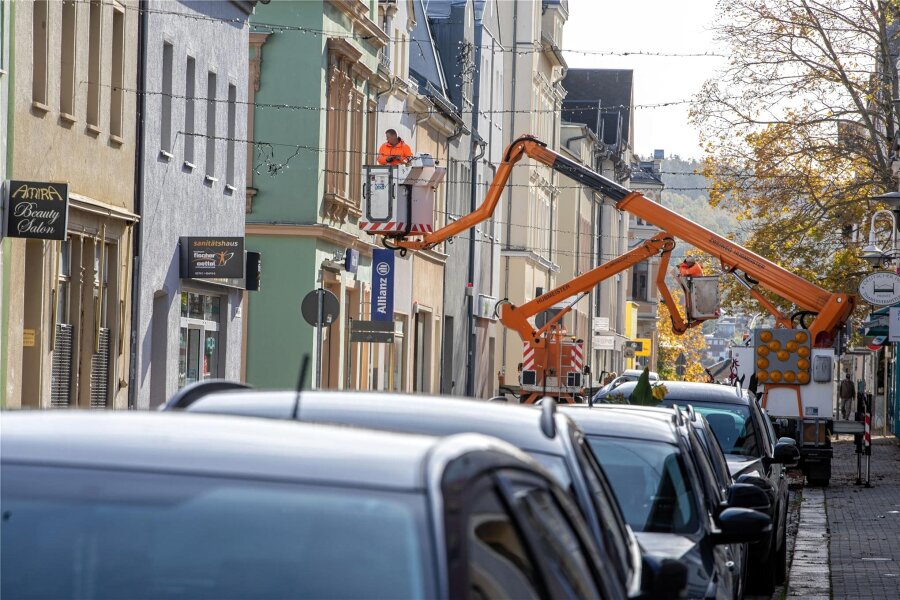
[294,353,311,419]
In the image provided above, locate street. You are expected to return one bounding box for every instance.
[782,438,900,599]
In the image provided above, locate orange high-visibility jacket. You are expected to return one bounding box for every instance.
[377,140,413,165]
[678,261,703,277]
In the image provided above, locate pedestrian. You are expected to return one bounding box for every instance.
[839,372,855,420]
[677,256,703,277]
[377,129,413,165]
[604,372,618,386]
[516,362,523,385]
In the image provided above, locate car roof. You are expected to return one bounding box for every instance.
[185,390,570,456]
[601,381,749,404]
[558,405,680,444]
[0,411,525,491]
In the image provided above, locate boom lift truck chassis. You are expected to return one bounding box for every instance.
[363,136,856,482]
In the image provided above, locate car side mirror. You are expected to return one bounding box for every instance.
[777,436,797,446]
[638,556,688,600]
[488,395,508,403]
[735,473,774,494]
[713,507,772,545]
[772,441,801,466]
[726,482,771,512]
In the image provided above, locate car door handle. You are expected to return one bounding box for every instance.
[726,560,736,571]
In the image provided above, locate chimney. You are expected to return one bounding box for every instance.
[652,149,664,174]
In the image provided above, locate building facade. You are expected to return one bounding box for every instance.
[4,0,139,408]
[0,0,12,405]
[561,68,635,378]
[628,152,665,370]
[496,0,568,387]
[132,1,255,409]
[243,0,388,390]
[428,0,504,397]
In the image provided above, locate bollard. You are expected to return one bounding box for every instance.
[864,412,872,488]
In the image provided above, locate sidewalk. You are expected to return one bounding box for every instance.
[828,436,900,599]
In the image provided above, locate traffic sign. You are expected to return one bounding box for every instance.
[301,288,339,327]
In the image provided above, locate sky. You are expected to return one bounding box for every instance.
[562,0,725,160]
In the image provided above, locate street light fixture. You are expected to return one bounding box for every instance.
[862,209,898,268]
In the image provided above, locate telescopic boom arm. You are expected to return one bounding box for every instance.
[391,135,855,343]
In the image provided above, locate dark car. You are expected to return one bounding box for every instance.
[597,381,799,595]
[560,405,772,600]
[2,411,609,600]
[169,386,688,599]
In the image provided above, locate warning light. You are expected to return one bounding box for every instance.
[797,358,810,370]
[760,331,773,343]
[798,371,810,384]
[784,370,797,383]
[757,370,769,382]
[757,346,770,356]
[795,331,808,343]
[768,340,781,351]
[797,346,810,358]
[757,358,769,369]
[777,350,790,361]
[770,370,783,383]
[786,340,799,353]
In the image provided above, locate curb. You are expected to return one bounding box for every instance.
[785,488,829,598]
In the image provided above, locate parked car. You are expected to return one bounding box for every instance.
[560,404,771,600]
[593,370,660,403]
[598,380,799,594]
[167,384,688,599]
[2,411,609,599]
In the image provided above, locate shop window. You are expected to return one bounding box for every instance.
[178,292,222,387]
[60,0,76,116]
[87,0,102,127]
[390,316,407,392]
[184,56,196,165]
[32,0,48,105]
[109,4,125,138]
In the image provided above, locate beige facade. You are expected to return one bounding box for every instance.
[497,0,569,383]
[4,0,138,408]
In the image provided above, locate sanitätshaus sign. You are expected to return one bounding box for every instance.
[2,181,69,240]
[180,237,244,279]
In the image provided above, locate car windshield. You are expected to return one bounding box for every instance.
[664,402,759,457]
[1,465,433,600]
[584,437,698,534]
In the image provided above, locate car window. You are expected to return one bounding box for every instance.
[528,451,574,497]
[585,436,699,534]
[685,427,724,509]
[508,483,604,600]
[1,465,434,600]
[668,402,760,457]
[759,406,778,453]
[463,479,543,600]
[695,424,732,493]
[572,434,633,585]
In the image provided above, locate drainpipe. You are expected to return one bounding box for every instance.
[465,13,487,398]
[127,0,148,409]
[501,0,519,374]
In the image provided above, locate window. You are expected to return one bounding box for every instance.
[32,0,48,105]
[179,292,222,386]
[225,83,236,187]
[1,465,434,600]
[390,316,406,391]
[463,482,541,599]
[110,5,125,138]
[632,261,648,302]
[87,0,102,127]
[160,42,173,152]
[205,71,217,177]
[59,1,76,115]
[510,483,601,599]
[348,89,364,205]
[184,57,196,164]
[673,402,760,457]
[587,436,699,534]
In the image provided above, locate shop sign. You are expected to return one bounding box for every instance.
[180,237,244,279]
[3,180,69,240]
[593,335,615,350]
[371,249,394,321]
[890,307,900,343]
[858,271,900,306]
[344,248,359,273]
[593,317,609,332]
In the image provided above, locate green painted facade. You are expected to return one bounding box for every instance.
[245,0,381,389]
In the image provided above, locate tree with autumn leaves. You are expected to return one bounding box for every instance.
[692,0,899,320]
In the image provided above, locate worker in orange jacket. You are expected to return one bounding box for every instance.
[377,129,413,165]
[678,256,703,277]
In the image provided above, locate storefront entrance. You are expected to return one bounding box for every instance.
[178,292,221,387]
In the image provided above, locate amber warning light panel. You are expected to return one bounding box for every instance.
[753,328,811,385]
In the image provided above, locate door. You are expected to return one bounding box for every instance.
[178,292,221,387]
